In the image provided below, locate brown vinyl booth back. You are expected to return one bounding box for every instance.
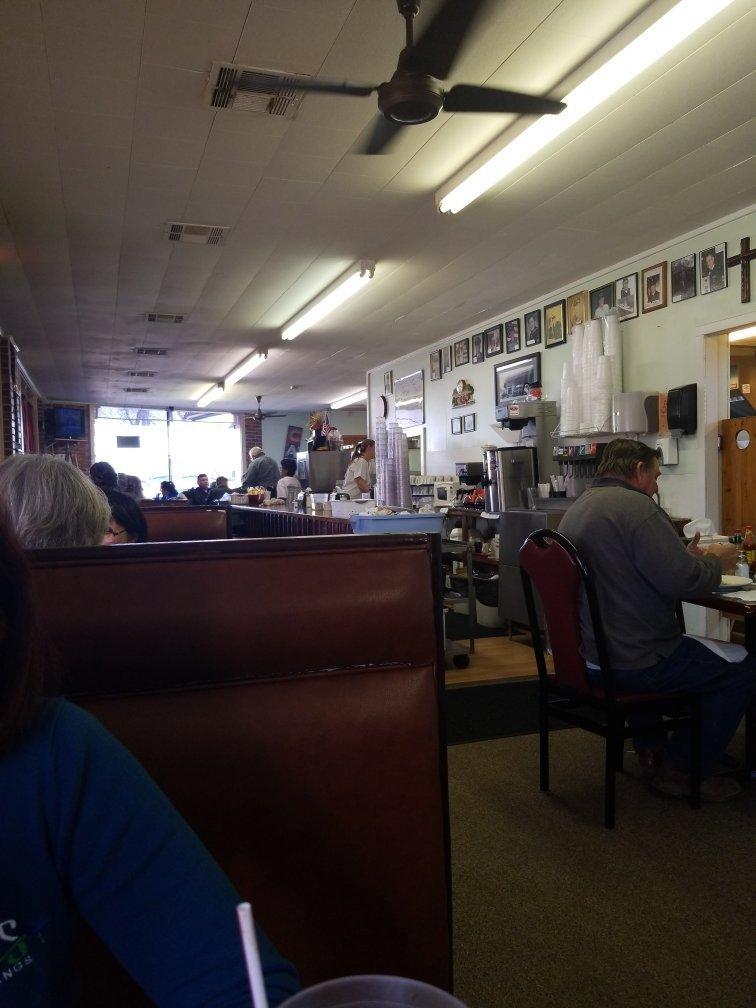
[28,534,450,1003]
[141,504,230,541]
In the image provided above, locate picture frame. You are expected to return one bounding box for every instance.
[442,345,452,373]
[566,291,590,331]
[484,323,503,357]
[450,416,462,435]
[505,318,521,354]
[451,377,475,409]
[699,243,727,295]
[524,309,542,347]
[394,369,424,428]
[429,348,442,381]
[453,336,470,367]
[641,261,668,313]
[471,331,485,364]
[544,299,566,348]
[589,283,614,318]
[383,370,393,395]
[463,413,476,433]
[614,272,639,321]
[671,254,696,302]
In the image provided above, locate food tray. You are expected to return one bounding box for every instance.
[350,512,445,535]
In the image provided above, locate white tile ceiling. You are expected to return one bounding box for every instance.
[0,0,754,412]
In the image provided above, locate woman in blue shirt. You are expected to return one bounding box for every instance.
[0,511,299,1006]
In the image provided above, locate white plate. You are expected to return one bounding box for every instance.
[720,574,753,587]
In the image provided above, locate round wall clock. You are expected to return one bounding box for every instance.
[374,394,388,418]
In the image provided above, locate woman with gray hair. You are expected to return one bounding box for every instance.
[0,454,110,548]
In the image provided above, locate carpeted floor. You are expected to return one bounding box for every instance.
[448,728,755,1008]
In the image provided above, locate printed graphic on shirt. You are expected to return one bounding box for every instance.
[0,919,36,986]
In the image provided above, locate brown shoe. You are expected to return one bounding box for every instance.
[651,769,741,802]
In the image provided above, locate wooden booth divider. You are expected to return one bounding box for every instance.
[28,533,451,1002]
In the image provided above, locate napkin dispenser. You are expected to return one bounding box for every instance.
[667,383,697,436]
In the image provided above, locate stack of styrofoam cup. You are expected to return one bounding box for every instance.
[560,361,579,435]
[581,320,602,433]
[570,323,584,434]
[394,426,412,509]
[592,356,613,432]
[385,422,399,506]
[601,310,623,394]
[374,417,388,505]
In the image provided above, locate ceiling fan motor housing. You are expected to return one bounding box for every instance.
[378,70,443,123]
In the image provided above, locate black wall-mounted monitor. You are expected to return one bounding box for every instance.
[44,406,87,441]
[493,351,541,406]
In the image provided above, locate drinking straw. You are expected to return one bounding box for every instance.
[236,902,270,1008]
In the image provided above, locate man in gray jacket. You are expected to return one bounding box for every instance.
[241,446,280,493]
[560,438,752,801]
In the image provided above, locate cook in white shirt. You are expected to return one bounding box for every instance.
[341,440,376,499]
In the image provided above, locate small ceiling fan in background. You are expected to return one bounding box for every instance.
[282,0,566,153]
[250,395,286,420]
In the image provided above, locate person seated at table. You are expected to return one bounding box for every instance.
[103,488,148,544]
[117,471,144,501]
[155,479,185,501]
[0,454,109,548]
[559,438,754,801]
[276,458,301,501]
[184,473,212,505]
[89,460,119,492]
[207,476,232,503]
[342,440,375,500]
[0,509,300,1006]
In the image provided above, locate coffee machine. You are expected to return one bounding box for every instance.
[482,446,538,513]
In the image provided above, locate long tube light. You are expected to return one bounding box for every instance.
[225,350,267,388]
[437,0,737,215]
[729,325,756,343]
[282,261,376,341]
[330,389,367,410]
[196,350,268,407]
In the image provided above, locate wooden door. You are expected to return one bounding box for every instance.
[721,417,756,533]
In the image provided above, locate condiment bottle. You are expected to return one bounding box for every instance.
[735,549,750,580]
[743,525,755,576]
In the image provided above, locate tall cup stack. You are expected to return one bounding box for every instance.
[601,310,623,394]
[374,417,388,506]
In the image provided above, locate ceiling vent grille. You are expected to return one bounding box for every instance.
[127,370,156,378]
[208,62,307,119]
[124,387,149,393]
[165,222,228,245]
[133,347,167,357]
[147,312,184,323]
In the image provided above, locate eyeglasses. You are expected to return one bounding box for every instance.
[105,528,127,539]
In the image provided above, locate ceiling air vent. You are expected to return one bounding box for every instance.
[165,222,228,245]
[133,347,167,357]
[147,312,184,323]
[127,370,156,378]
[208,62,307,119]
[124,387,149,393]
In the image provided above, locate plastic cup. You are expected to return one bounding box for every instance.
[279,975,468,1008]
[538,483,551,498]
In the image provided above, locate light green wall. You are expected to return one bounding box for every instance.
[262,408,367,460]
[369,206,756,524]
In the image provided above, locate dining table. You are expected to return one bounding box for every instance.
[685,587,756,773]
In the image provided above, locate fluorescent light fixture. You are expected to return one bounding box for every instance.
[330,389,367,410]
[729,325,756,343]
[225,350,267,388]
[282,261,376,341]
[197,384,223,409]
[437,0,737,214]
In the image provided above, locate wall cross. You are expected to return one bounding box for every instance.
[727,237,755,303]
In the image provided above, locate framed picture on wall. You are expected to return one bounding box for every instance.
[442,345,452,373]
[671,254,696,302]
[589,283,614,318]
[641,262,668,313]
[544,300,566,348]
[505,318,521,354]
[453,337,470,366]
[383,370,393,395]
[429,348,442,381]
[394,369,424,428]
[566,291,590,331]
[699,243,727,295]
[472,331,485,363]
[463,413,476,433]
[450,416,462,435]
[484,323,503,357]
[614,273,639,321]
[524,309,542,346]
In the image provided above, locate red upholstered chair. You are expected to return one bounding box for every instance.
[519,529,701,828]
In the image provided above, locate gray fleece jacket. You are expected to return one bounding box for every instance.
[558,477,721,669]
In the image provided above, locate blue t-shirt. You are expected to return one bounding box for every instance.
[0,698,299,1006]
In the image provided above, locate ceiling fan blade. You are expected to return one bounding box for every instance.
[443,84,566,116]
[284,75,377,97]
[354,115,404,154]
[405,0,489,80]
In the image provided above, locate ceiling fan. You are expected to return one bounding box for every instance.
[284,0,565,154]
[251,395,286,420]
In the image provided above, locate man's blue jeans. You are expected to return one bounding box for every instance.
[589,636,755,775]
